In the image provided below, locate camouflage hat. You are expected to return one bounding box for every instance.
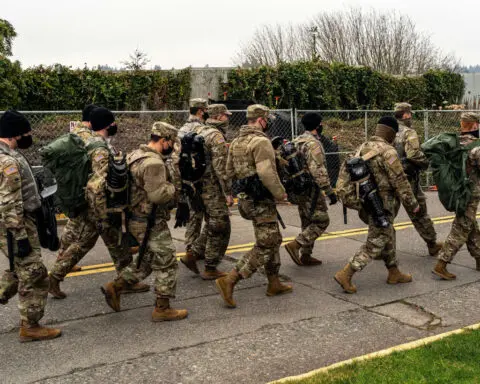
[208,104,232,117]
[189,98,208,108]
[151,121,178,140]
[246,104,271,120]
[394,102,412,113]
[461,112,480,123]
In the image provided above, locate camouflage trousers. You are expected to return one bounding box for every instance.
[50,210,132,281]
[438,196,480,263]
[236,198,282,278]
[184,209,203,251]
[407,179,437,245]
[350,214,398,271]
[120,219,177,298]
[295,193,329,257]
[191,181,231,268]
[0,215,48,324]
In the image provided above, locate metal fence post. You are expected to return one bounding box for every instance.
[290,108,295,139]
[424,110,429,141]
[364,111,368,140]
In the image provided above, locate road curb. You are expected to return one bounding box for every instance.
[269,322,480,383]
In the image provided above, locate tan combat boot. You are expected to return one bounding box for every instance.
[300,254,323,266]
[101,278,127,312]
[48,275,66,300]
[180,249,200,274]
[122,282,151,294]
[387,266,413,284]
[428,242,443,257]
[266,275,293,296]
[19,321,62,343]
[70,265,82,273]
[285,240,303,266]
[432,260,456,280]
[201,267,227,281]
[151,298,188,322]
[215,269,241,308]
[334,264,357,293]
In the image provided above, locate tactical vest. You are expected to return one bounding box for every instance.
[178,118,203,139]
[229,129,259,179]
[194,126,219,177]
[293,134,321,173]
[0,144,41,213]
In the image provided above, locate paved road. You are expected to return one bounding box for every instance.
[1,193,480,384]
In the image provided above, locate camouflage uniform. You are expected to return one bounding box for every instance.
[190,109,232,268]
[438,133,480,264]
[394,103,437,246]
[349,136,419,271]
[119,135,178,298]
[0,141,49,323]
[227,114,286,278]
[50,132,132,281]
[178,98,208,252]
[292,131,332,257]
[71,122,94,142]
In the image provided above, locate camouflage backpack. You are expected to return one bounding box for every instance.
[336,144,381,211]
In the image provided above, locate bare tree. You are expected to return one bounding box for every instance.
[0,19,17,57]
[235,8,460,74]
[121,48,150,71]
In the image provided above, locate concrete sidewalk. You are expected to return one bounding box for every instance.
[1,193,479,384]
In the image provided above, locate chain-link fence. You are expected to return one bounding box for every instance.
[296,110,475,188]
[3,108,469,188]
[4,109,294,165]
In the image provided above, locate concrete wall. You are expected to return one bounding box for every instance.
[189,67,232,100]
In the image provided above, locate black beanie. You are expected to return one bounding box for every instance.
[90,107,115,131]
[377,116,399,133]
[82,104,98,122]
[0,110,32,138]
[301,112,322,131]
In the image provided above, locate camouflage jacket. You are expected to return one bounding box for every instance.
[293,131,332,194]
[461,134,480,187]
[0,141,41,240]
[394,122,429,171]
[195,119,231,196]
[127,145,176,219]
[227,125,285,200]
[72,122,94,143]
[359,136,418,216]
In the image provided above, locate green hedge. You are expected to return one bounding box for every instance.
[0,64,191,111]
[224,61,464,110]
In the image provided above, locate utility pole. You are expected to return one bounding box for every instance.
[310,26,318,61]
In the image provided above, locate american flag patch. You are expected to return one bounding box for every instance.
[3,166,18,176]
[387,156,396,165]
[94,154,105,162]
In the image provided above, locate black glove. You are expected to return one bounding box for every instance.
[17,238,32,258]
[328,192,338,205]
[174,202,190,228]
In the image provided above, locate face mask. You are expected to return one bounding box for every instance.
[470,130,479,138]
[401,118,412,128]
[262,119,270,133]
[162,141,174,156]
[107,124,118,137]
[203,112,209,121]
[17,135,33,149]
[317,125,323,135]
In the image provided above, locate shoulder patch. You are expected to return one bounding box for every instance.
[313,146,322,155]
[215,135,225,145]
[3,165,18,176]
[94,154,105,162]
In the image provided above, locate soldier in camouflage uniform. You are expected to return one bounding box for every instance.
[101,122,188,321]
[284,112,338,266]
[49,108,149,299]
[335,117,420,294]
[181,104,233,279]
[433,112,480,280]
[178,98,209,259]
[0,110,62,342]
[394,102,442,256]
[216,105,292,308]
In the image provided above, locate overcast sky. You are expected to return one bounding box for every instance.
[3,0,478,69]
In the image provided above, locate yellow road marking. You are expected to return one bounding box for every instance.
[63,212,480,278]
[269,321,480,383]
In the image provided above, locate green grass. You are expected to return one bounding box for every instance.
[287,329,480,384]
